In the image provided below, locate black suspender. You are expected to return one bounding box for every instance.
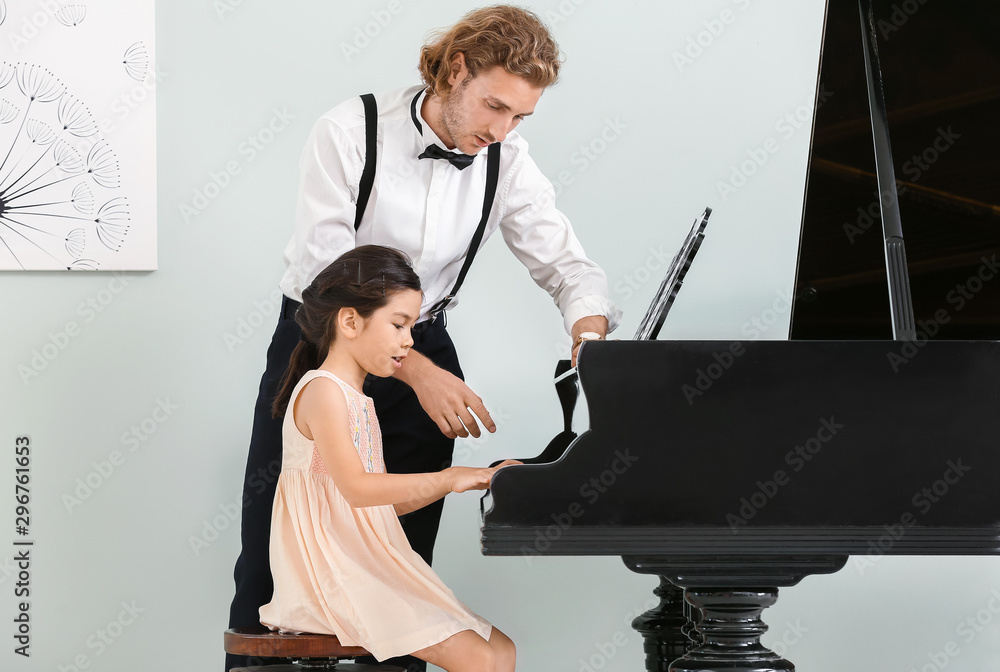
[427,141,501,320]
[353,92,501,322]
[354,93,378,232]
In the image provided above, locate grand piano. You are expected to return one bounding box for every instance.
[481,2,1000,670]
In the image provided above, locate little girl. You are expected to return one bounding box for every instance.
[259,245,516,672]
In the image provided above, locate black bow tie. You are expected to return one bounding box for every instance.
[418,144,476,170]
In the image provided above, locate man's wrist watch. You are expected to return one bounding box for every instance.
[574,331,604,348]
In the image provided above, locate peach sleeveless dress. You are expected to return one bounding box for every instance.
[259,369,492,661]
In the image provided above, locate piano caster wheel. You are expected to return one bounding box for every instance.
[669,588,794,672]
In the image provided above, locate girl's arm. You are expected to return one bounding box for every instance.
[299,377,495,509]
[391,468,489,516]
[393,459,522,516]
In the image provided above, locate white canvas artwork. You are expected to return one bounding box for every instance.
[0,0,156,270]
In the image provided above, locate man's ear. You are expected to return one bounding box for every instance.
[447,52,468,88]
[337,307,362,339]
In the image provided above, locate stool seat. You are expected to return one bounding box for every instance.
[225,625,371,658]
[232,666,402,672]
[225,625,404,671]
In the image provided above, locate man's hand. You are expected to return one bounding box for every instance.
[395,350,496,439]
[571,315,610,367]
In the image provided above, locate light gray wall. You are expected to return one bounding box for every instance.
[3,1,999,671]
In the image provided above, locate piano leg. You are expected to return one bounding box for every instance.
[671,587,794,672]
[631,577,692,671]
[623,555,847,672]
[682,598,703,650]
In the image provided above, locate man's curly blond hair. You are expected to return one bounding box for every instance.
[418,5,561,97]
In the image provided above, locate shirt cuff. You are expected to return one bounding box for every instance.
[562,296,623,336]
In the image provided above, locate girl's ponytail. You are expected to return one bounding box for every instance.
[271,336,319,419]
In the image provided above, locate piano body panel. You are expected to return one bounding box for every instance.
[622,554,850,589]
[482,339,1000,556]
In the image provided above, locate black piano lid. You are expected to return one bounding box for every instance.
[483,339,1000,556]
[790,0,1000,340]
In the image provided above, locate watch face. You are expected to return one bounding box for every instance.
[579,332,602,340]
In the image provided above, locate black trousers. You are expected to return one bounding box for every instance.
[226,297,461,671]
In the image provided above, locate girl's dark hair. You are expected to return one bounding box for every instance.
[271,245,421,418]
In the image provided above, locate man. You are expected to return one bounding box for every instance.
[228,6,621,670]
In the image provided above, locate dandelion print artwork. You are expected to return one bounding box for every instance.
[54,4,88,27]
[0,62,126,269]
[0,1,156,271]
[122,42,149,82]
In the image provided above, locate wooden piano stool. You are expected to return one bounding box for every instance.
[224,625,403,672]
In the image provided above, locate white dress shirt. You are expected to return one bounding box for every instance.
[279,85,622,334]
